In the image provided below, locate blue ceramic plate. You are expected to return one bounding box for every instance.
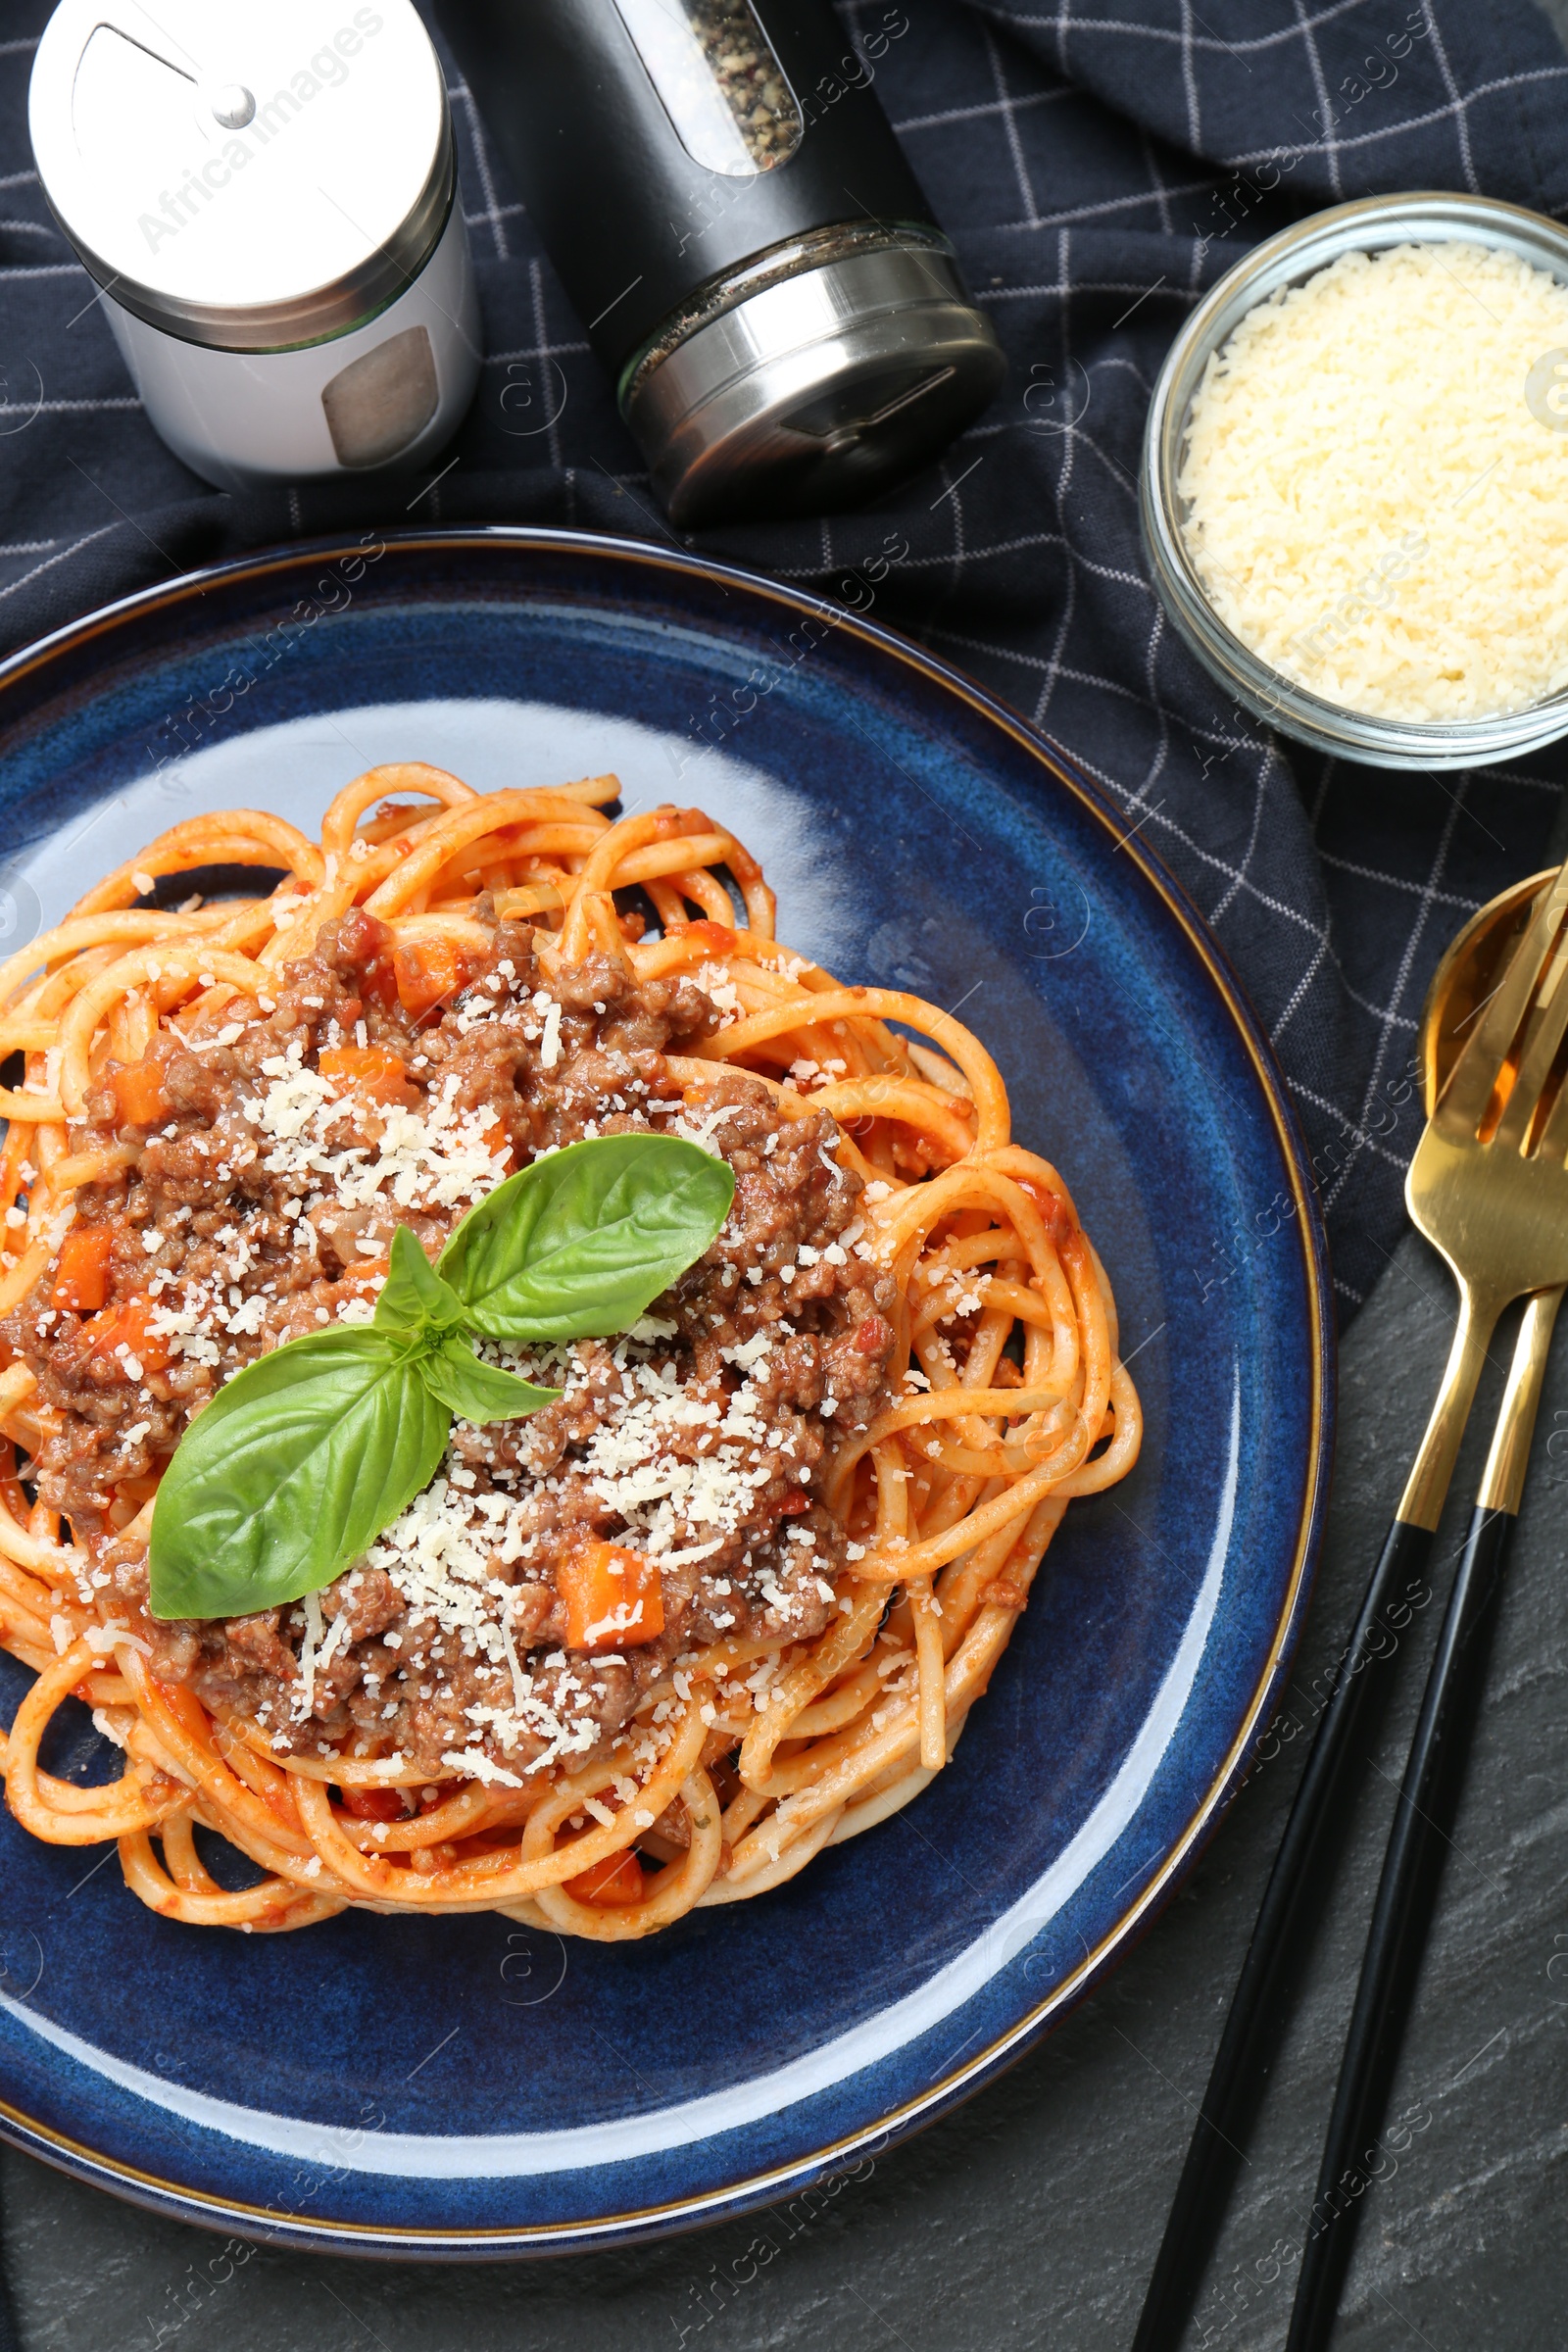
[0,529,1331,2254]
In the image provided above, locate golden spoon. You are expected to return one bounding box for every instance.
[1422,868,1561,1533]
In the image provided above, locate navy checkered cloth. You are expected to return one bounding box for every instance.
[2,0,1566,1316]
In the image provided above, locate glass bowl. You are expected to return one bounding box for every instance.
[1140,191,1568,770]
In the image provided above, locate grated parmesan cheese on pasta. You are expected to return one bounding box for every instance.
[1177,241,1568,721]
[241,1044,509,1210]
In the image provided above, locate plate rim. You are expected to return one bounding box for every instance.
[0,523,1336,2256]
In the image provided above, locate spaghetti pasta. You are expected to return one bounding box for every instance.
[0,766,1140,1937]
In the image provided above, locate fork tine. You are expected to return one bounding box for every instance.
[1438,861,1568,1136]
[1532,1064,1568,1163]
[1494,941,1568,1152]
[1526,935,1568,1160]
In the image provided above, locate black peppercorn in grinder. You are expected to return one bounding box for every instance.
[434,0,1004,524]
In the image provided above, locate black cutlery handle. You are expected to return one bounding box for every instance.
[1283,1502,1514,2352]
[1131,1517,1436,2352]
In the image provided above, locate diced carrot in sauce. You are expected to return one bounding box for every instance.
[778,1488,811,1515]
[109,1060,170,1126]
[318,1045,414,1106]
[338,1254,390,1300]
[391,938,462,1018]
[675,918,737,954]
[564,1849,647,1906]
[338,1784,407,1822]
[558,1541,664,1652]
[51,1229,112,1312]
[82,1297,173,1374]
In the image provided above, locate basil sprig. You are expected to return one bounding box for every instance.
[148,1135,735,1621]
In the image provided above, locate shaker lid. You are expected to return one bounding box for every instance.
[29,0,451,351]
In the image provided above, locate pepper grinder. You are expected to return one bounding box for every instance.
[436,0,1004,525]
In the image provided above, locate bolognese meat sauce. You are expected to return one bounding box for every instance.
[3,906,900,1782]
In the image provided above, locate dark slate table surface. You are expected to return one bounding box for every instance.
[6,1226,1568,2348]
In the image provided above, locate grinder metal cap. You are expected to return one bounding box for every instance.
[29,0,452,352]
[622,228,1005,529]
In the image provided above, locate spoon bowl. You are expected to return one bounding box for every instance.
[1422,867,1554,1112]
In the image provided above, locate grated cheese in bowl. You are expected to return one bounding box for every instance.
[1176,241,1568,723]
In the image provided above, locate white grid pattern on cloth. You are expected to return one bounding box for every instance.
[447,78,514,262]
[0,0,1564,1317]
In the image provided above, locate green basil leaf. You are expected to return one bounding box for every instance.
[436,1133,735,1342]
[148,1328,450,1621]
[417,1335,561,1425]
[374,1222,465,1337]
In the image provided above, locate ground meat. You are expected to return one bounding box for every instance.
[11,907,900,1781]
[5,911,714,1527]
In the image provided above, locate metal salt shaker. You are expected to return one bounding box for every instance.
[29,0,482,490]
